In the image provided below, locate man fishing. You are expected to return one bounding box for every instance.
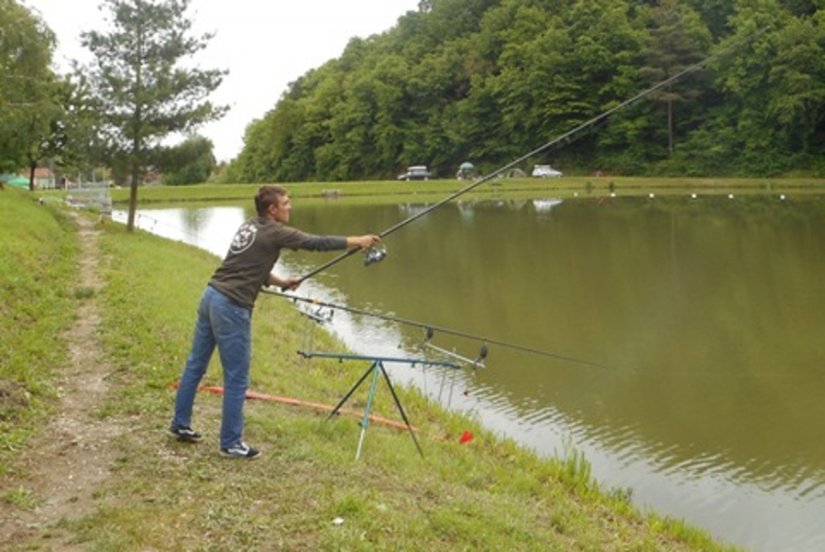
[169,184,381,459]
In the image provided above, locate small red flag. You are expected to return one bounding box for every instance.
[459,430,474,444]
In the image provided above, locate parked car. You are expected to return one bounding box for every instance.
[532,164,562,178]
[397,165,431,181]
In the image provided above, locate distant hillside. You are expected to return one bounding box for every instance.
[224,0,825,182]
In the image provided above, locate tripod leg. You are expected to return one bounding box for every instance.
[355,364,381,460]
[379,363,424,458]
[327,362,377,421]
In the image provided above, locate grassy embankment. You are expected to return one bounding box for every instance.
[0,186,744,550]
[97,175,825,206]
[0,191,78,457]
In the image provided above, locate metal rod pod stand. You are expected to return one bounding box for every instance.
[298,351,459,460]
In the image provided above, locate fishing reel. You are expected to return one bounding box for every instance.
[363,245,387,266]
[302,303,334,325]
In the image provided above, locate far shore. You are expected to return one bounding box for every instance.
[36,176,825,207]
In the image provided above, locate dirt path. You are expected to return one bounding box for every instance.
[1,213,123,550]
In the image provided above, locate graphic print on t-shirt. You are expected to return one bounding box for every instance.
[229,221,257,254]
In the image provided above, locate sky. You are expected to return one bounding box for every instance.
[22,0,421,162]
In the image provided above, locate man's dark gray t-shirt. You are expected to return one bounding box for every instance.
[209,217,346,309]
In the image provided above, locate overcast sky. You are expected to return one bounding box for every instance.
[22,0,420,162]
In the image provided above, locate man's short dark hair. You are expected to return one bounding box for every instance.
[255,185,288,216]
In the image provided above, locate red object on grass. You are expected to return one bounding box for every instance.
[459,430,474,444]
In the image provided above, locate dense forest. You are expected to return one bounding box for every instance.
[224,0,825,182]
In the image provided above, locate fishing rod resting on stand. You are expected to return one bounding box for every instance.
[421,326,488,369]
[264,288,607,370]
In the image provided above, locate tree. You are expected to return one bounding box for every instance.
[0,0,57,185]
[56,72,107,182]
[157,134,216,185]
[683,0,736,39]
[226,0,825,180]
[639,0,711,156]
[19,79,63,190]
[81,0,226,230]
[708,0,825,174]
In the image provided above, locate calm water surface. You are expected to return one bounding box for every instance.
[116,194,825,551]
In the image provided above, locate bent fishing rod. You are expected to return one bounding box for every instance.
[262,288,608,370]
[294,27,767,284]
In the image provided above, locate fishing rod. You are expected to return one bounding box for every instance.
[262,288,608,370]
[295,27,767,284]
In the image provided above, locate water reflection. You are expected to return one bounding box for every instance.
[531,197,564,213]
[116,195,825,551]
[124,206,248,257]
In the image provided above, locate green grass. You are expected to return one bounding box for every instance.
[35,176,825,209]
[1,186,743,550]
[2,486,39,511]
[0,188,78,468]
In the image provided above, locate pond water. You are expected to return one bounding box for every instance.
[115,193,825,551]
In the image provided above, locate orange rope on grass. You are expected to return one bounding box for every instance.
[170,383,417,432]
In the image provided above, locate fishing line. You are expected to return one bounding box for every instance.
[262,288,609,370]
[295,26,768,284]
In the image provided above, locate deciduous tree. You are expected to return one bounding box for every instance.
[157,134,216,185]
[0,0,57,186]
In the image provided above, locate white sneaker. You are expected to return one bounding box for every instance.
[220,442,260,459]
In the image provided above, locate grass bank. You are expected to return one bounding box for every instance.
[36,176,825,208]
[0,189,78,462]
[1,189,741,550]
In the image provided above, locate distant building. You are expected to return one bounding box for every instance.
[33,167,55,189]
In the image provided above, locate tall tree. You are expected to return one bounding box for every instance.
[639,0,711,156]
[20,79,63,190]
[0,0,57,185]
[81,0,226,230]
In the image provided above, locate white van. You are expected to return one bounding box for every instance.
[532,164,562,177]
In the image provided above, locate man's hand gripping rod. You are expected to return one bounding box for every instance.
[284,236,385,291]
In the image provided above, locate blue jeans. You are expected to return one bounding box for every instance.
[172,285,251,449]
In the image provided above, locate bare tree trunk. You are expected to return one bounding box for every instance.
[127,159,139,232]
[667,97,674,156]
[29,163,36,192]
[127,46,143,233]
